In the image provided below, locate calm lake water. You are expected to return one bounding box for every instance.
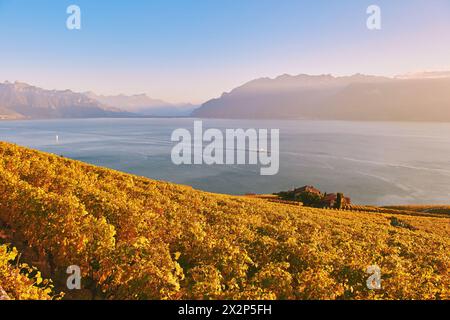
[1,118,450,205]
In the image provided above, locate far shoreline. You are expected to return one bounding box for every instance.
[3,116,450,125]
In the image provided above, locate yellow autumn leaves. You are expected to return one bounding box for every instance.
[0,245,60,300]
[0,141,448,300]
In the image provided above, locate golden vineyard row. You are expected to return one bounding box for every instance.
[0,142,449,300]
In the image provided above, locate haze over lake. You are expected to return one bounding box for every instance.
[1,118,450,205]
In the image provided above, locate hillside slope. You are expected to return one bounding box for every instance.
[0,141,448,300]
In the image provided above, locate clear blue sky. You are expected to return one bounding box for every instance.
[0,0,449,103]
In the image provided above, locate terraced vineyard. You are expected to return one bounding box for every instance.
[384,205,450,216]
[0,142,449,300]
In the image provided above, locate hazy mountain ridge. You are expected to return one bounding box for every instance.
[0,81,132,120]
[0,82,194,119]
[396,71,450,80]
[192,73,450,121]
[84,92,169,110]
[3,72,450,121]
[85,92,197,117]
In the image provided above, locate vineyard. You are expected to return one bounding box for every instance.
[384,205,450,216]
[0,244,58,300]
[0,141,449,300]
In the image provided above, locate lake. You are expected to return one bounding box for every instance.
[1,118,450,205]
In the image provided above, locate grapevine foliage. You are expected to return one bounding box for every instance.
[0,142,448,300]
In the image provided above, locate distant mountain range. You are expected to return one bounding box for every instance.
[0,81,194,120]
[0,82,132,120]
[193,72,450,121]
[84,92,196,117]
[2,72,450,121]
